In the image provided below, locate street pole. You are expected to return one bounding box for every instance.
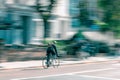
[35,0,57,43]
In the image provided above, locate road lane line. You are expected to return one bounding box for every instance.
[79,75,120,80]
[68,68,116,75]
[11,68,116,80]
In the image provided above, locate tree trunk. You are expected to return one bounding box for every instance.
[43,19,50,39]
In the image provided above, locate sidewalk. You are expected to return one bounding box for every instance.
[0,56,120,70]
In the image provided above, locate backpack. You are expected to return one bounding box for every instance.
[47,46,54,52]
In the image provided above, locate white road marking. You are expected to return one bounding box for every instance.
[113,63,120,66]
[68,68,116,75]
[11,68,116,80]
[79,75,120,80]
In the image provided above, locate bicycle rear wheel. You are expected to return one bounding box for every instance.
[42,57,48,69]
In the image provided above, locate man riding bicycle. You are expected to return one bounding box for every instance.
[46,41,59,67]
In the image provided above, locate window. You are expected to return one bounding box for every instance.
[69,0,80,28]
[71,19,80,27]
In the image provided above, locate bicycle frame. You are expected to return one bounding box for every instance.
[42,54,60,69]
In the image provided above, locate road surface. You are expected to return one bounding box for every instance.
[0,61,120,80]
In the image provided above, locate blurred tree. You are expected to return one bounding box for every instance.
[35,0,57,39]
[78,0,90,27]
[98,0,120,37]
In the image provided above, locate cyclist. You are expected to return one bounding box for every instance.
[46,42,58,67]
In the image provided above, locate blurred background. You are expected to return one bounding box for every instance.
[0,0,120,62]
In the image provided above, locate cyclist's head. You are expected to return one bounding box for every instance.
[48,42,51,46]
[52,41,57,44]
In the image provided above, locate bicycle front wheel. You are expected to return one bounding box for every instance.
[52,57,60,68]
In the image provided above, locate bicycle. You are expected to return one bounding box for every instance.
[42,55,60,69]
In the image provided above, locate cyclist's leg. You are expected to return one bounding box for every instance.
[46,53,50,66]
[52,54,60,67]
[42,57,48,69]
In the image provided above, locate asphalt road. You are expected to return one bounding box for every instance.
[0,61,120,80]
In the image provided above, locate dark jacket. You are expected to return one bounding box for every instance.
[51,44,58,54]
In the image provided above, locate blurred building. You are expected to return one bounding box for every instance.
[0,0,35,45]
[69,0,103,30]
[0,0,70,45]
[0,0,102,45]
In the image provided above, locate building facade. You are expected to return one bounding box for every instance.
[69,0,102,30]
[0,0,102,45]
[0,0,70,45]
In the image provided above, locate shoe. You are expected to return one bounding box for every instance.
[47,64,49,67]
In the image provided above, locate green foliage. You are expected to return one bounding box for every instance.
[78,1,89,26]
[98,0,113,8]
[70,30,86,42]
[79,9,89,26]
[55,41,66,50]
[112,26,120,38]
[98,0,120,36]
[94,20,109,32]
[98,0,120,27]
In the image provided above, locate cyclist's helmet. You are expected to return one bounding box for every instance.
[53,41,57,44]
